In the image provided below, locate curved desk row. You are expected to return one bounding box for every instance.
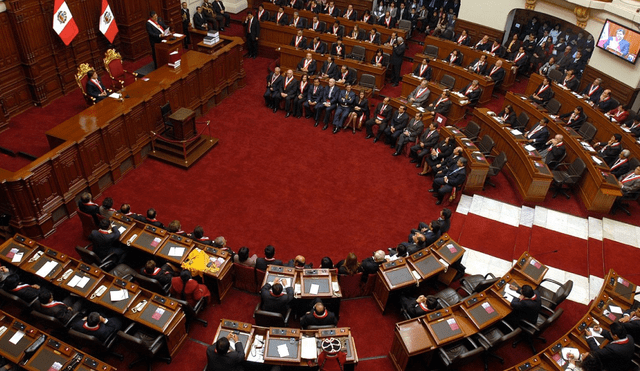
[388,251,550,371]
[504,92,622,213]
[401,73,469,124]
[0,234,188,357]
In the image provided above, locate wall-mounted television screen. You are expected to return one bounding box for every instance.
[596,19,640,64]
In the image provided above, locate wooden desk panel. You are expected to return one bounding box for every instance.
[279,45,386,90]
[401,74,468,124]
[505,92,622,213]
[473,108,553,202]
[421,36,515,88]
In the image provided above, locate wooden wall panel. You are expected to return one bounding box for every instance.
[0,13,21,73]
[579,65,639,108]
[454,19,504,44]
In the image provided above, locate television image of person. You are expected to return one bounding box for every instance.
[603,28,630,57]
[597,20,640,63]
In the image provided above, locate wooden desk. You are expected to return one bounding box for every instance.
[505,92,623,213]
[259,20,393,62]
[0,310,117,371]
[388,251,547,371]
[473,108,553,202]
[438,126,489,193]
[0,234,188,358]
[169,108,196,140]
[197,40,225,55]
[262,2,405,40]
[155,35,186,67]
[401,74,468,124]
[279,45,386,90]
[526,73,640,162]
[373,258,418,313]
[421,35,516,89]
[213,318,358,368]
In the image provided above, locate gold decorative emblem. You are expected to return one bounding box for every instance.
[57,10,68,24]
[573,6,590,29]
[525,0,537,10]
[103,11,112,24]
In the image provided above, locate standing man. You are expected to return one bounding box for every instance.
[390,37,406,86]
[181,3,191,48]
[264,67,283,110]
[244,11,260,59]
[146,11,168,69]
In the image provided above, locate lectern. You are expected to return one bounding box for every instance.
[169,108,196,140]
[155,35,185,67]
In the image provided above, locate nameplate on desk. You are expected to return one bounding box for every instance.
[551,343,562,353]
[152,295,166,305]
[320,329,336,336]
[598,300,605,309]
[47,338,61,349]
[410,251,425,260]
[114,279,127,288]
[271,328,288,336]
[145,225,157,233]
[428,311,444,321]
[465,296,479,306]
[517,362,531,371]
[269,266,284,273]
[83,357,98,368]
[78,263,91,273]
[578,321,587,331]
[12,322,25,331]
[206,247,218,255]
[15,235,26,243]
[45,249,58,258]
[223,320,239,329]
[497,279,506,288]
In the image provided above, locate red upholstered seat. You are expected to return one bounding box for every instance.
[233,263,259,293]
[104,49,138,90]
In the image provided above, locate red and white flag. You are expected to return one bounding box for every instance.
[52,0,79,45]
[99,0,118,43]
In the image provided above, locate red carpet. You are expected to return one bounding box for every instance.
[458,213,519,261]
[528,226,588,276]
[603,239,640,280]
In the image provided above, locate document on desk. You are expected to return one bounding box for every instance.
[168,247,185,257]
[118,226,127,234]
[561,347,580,360]
[12,252,23,263]
[609,305,623,314]
[68,275,82,287]
[277,344,290,358]
[510,129,522,136]
[332,282,340,292]
[9,331,24,345]
[295,284,302,295]
[524,144,536,152]
[109,289,129,302]
[591,156,603,165]
[108,93,121,99]
[587,328,604,347]
[310,284,320,295]
[35,261,58,278]
[77,276,91,289]
[503,286,520,302]
[301,337,318,359]
[247,335,265,363]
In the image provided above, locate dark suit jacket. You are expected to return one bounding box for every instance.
[526,125,549,150]
[445,53,462,66]
[485,65,505,84]
[443,164,466,186]
[39,301,74,323]
[146,18,168,45]
[587,331,634,371]
[290,17,305,28]
[212,1,226,14]
[71,318,120,343]
[290,35,308,49]
[360,257,383,274]
[324,5,340,17]
[559,111,587,130]
[545,144,566,165]
[11,284,39,302]
[391,42,406,66]
[413,64,432,80]
[246,16,260,39]
[300,310,337,328]
[561,76,579,92]
[266,72,284,92]
[467,59,487,75]
[419,129,440,149]
[308,41,326,54]
[320,62,338,78]
[454,33,471,46]
[372,102,393,124]
[272,12,288,25]
[429,98,452,115]
[581,84,603,102]
[330,43,346,58]
[255,257,284,271]
[497,110,517,126]
[306,84,324,103]
[460,84,482,103]
[388,111,409,130]
[402,119,424,140]
[337,70,356,85]
[88,229,121,259]
[598,142,622,167]
[257,9,270,22]
[281,77,299,96]
[206,341,244,371]
[86,79,107,101]
[596,97,617,112]
[510,290,542,325]
[194,12,208,30]
[611,159,631,179]
[321,85,340,105]
[309,21,325,33]
[260,283,294,313]
[343,9,357,20]
[530,83,553,104]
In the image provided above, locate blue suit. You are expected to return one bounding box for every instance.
[333,89,356,127]
[604,36,630,57]
[317,85,339,123]
[303,84,324,118]
[432,164,466,201]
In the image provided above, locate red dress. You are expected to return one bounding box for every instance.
[170,277,211,307]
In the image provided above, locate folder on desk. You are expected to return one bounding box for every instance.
[301,337,317,359]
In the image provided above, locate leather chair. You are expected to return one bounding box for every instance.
[476,319,522,371]
[337,272,366,298]
[477,135,495,157]
[460,273,498,295]
[359,74,376,91]
[437,337,484,368]
[484,152,507,190]
[550,158,586,199]
[512,305,563,353]
[547,68,564,83]
[75,63,97,106]
[77,209,97,239]
[134,272,171,295]
[434,287,465,307]
[536,278,573,310]
[513,111,529,132]
[0,288,36,314]
[440,74,456,90]
[253,302,292,327]
[174,297,208,331]
[116,323,171,371]
[233,263,258,293]
[347,45,366,62]
[462,121,480,141]
[577,121,597,142]
[160,102,173,138]
[74,245,117,271]
[67,328,124,361]
[29,301,79,336]
[424,45,439,60]
[441,29,454,40]
[103,49,138,90]
[397,20,412,39]
[109,263,137,281]
[544,98,561,115]
[255,268,267,293]
[382,53,390,68]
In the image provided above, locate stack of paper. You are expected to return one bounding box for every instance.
[109,289,129,302]
[277,344,290,357]
[301,337,318,359]
[309,284,320,295]
[502,285,520,302]
[35,261,58,278]
[168,246,185,257]
[68,275,91,288]
[524,144,536,152]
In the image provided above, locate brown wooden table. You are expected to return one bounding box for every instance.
[401,74,468,124]
[438,126,490,193]
[279,45,386,90]
[156,35,186,67]
[505,92,622,213]
[421,35,516,89]
[473,108,553,202]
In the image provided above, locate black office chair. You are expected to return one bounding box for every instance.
[484,152,507,190]
[253,302,292,327]
[347,45,366,62]
[434,287,466,307]
[0,288,37,314]
[545,151,566,171]
[476,135,495,157]
[160,102,173,138]
[544,98,561,115]
[117,323,171,371]
[441,29,454,40]
[513,111,529,132]
[536,278,573,310]
[462,121,480,141]
[437,337,484,368]
[440,74,456,90]
[174,297,208,331]
[512,305,563,354]
[359,74,376,91]
[460,273,498,295]
[476,320,522,371]
[67,328,124,361]
[577,121,598,142]
[134,272,171,295]
[424,45,439,60]
[74,244,117,271]
[611,189,640,216]
[382,53,390,68]
[397,20,412,39]
[306,324,337,330]
[109,263,137,281]
[550,158,586,199]
[547,68,564,83]
[463,88,483,119]
[30,301,79,336]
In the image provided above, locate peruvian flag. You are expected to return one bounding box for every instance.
[99,0,118,43]
[52,0,79,45]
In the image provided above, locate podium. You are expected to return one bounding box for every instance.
[168,108,196,140]
[155,35,185,67]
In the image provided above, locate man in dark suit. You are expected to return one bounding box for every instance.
[413,58,432,80]
[474,35,491,51]
[324,1,340,17]
[585,322,634,371]
[528,77,553,105]
[581,78,603,103]
[336,65,355,85]
[485,60,505,87]
[328,20,344,37]
[361,250,386,274]
[256,4,270,22]
[366,28,380,44]
[317,78,339,129]
[286,0,302,9]
[86,70,109,103]
[303,78,324,120]
[272,7,288,25]
[396,2,409,22]
[212,0,230,28]
[330,38,346,59]
[394,112,424,156]
[594,89,617,112]
[407,79,431,107]
[525,119,549,153]
[194,6,209,31]
[319,56,337,79]
[431,158,467,205]
[332,84,356,133]
[488,40,505,58]
[308,15,325,33]
[623,116,640,137]
[300,300,338,329]
[596,134,623,167]
[202,0,223,30]
[543,134,566,166]
[78,192,100,222]
[264,67,283,110]
[206,334,243,371]
[432,146,463,178]
[260,278,294,313]
[390,37,406,86]
[342,4,357,20]
[3,274,40,302]
[72,312,123,343]
[255,245,284,271]
[37,289,80,324]
[289,11,304,28]
[610,150,631,179]
[507,284,541,326]
[277,69,299,117]
[379,11,395,29]
[410,122,439,165]
[375,105,409,145]
[143,208,163,228]
[146,11,168,68]
[560,69,579,92]
[460,80,482,104]
[181,3,191,47]
[307,36,326,54]
[290,29,307,49]
[559,106,587,130]
[365,97,393,139]
[401,295,439,318]
[427,90,453,116]
[467,56,488,75]
[244,11,260,59]
[89,219,126,262]
[620,306,640,341]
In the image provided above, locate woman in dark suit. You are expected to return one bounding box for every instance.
[344,90,369,134]
[497,104,517,126]
[292,74,310,118]
[445,49,463,66]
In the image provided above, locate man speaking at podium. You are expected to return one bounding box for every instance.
[146,11,169,69]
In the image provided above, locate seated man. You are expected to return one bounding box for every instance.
[89,219,125,262]
[3,274,40,302]
[361,250,386,274]
[37,289,82,324]
[119,203,142,219]
[290,29,307,49]
[86,70,109,103]
[426,90,452,116]
[406,79,430,106]
[593,89,616,112]
[542,134,566,166]
[622,115,640,137]
[99,197,116,219]
[206,333,243,371]
[234,246,258,267]
[307,36,326,54]
[610,150,631,179]
[316,78,339,129]
[144,208,164,228]
[319,56,338,79]
[330,38,346,59]
[507,284,541,326]
[193,7,209,30]
[255,245,284,271]
[212,0,230,29]
[286,255,312,269]
[432,147,464,178]
[140,260,175,286]
[474,35,491,51]
[430,157,467,205]
[260,277,294,313]
[271,7,288,25]
[71,312,123,343]
[332,84,355,133]
[375,105,409,146]
[309,16,325,33]
[422,220,442,246]
[300,299,338,328]
[596,134,622,167]
[303,78,324,120]
[400,295,439,318]
[365,97,392,139]
[420,137,455,175]
[488,40,505,57]
[460,80,482,104]
[366,28,380,44]
[467,55,488,75]
[336,65,355,85]
[265,67,283,110]
[585,322,634,371]
[409,122,439,165]
[297,53,316,76]
[289,11,304,28]
[620,306,640,341]
[213,236,234,255]
[618,166,640,199]
[484,60,505,86]
[166,220,187,236]
[78,192,100,222]
[0,265,10,283]
[528,77,553,105]
[394,112,424,156]
[277,69,299,117]
[413,58,432,80]
[559,106,587,130]
[525,118,550,151]
[581,77,604,102]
